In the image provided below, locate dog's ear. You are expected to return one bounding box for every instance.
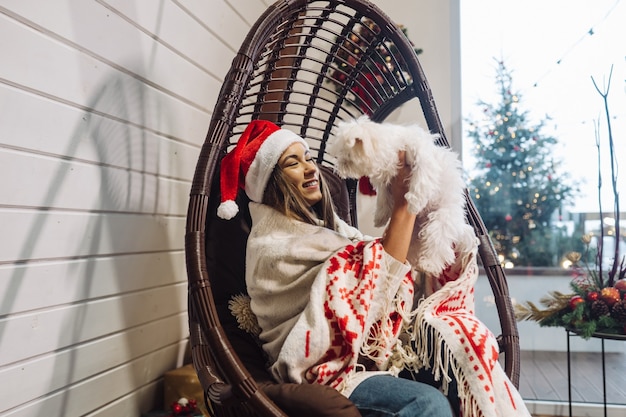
[343,135,361,149]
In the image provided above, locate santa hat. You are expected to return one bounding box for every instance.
[217,120,309,219]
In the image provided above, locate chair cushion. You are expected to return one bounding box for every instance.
[261,382,362,417]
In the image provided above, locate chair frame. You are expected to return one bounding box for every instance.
[185,1,520,415]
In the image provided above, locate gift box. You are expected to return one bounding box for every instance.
[163,364,210,417]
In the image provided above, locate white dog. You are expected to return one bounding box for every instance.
[328,116,476,274]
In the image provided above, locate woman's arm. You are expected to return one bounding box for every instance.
[381,151,417,263]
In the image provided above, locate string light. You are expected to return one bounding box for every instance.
[529,0,622,90]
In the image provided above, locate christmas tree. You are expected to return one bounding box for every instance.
[466,60,577,267]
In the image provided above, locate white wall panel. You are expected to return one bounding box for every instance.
[0,210,184,262]
[84,383,161,417]
[0,1,221,112]
[0,252,185,315]
[176,0,250,51]
[101,0,234,78]
[0,0,231,413]
[0,11,209,143]
[0,150,189,214]
[225,0,268,26]
[3,343,184,417]
[0,84,200,180]
[0,283,186,364]
[0,314,187,410]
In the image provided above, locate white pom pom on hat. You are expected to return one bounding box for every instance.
[217,120,309,219]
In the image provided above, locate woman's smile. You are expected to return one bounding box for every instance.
[279,142,323,206]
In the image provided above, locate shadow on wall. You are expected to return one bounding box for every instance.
[0,74,184,415]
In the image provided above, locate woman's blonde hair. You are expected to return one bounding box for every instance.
[263,163,337,230]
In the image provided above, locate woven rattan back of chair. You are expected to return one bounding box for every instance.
[185,1,520,416]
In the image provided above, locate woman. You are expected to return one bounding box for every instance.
[217,119,452,416]
[217,120,529,417]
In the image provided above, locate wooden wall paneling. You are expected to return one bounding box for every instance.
[0,252,186,315]
[83,382,162,417]
[2,342,186,417]
[0,313,188,411]
[0,84,200,181]
[101,0,234,79]
[224,0,270,26]
[0,150,189,214]
[0,0,258,414]
[0,283,187,365]
[0,11,210,143]
[0,1,220,113]
[176,0,251,51]
[0,210,184,262]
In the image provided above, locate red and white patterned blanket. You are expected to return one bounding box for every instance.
[246,204,529,416]
[269,238,415,390]
[404,250,530,417]
[272,238,529,417]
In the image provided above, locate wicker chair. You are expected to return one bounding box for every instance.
[185,1,520,416]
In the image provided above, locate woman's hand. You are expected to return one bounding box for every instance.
[381,152,417,263]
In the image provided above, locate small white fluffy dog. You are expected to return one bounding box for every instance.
[329,116,475,274]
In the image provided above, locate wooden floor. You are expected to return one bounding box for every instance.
[519,350,626,404]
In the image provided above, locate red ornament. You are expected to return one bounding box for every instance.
[600,287,620,306]
[615,279,626,292]
[569,295,584,310]
[171,403,183,415]
[586,291,599,302]
[505,214,512,222]
[169,397,198,416]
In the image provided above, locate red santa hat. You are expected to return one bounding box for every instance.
[217,120,309,219]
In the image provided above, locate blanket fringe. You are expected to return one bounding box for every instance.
[359,285,414,370]
[358,264,415,370]
[392,289,489,417]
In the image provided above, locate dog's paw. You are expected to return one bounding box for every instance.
[415,220,458,273]
[404,191,428,215]
[418,247,456,275]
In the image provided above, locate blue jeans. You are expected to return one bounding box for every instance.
[348,374,453,417]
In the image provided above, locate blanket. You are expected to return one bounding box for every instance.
[245,203,530,417]
[246,203,413,387]
[396,249,530,417]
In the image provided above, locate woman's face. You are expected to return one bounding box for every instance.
[278,142,323,206]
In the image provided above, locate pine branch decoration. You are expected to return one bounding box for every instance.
[515,291,571,324]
